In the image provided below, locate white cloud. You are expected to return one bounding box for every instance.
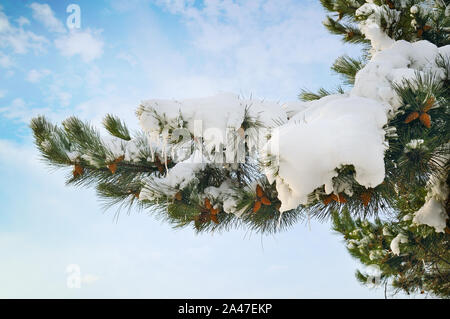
[29,2,66,33]
[57,91,72,107]
[152,0,357,100]
[0,140,38,168]
[0,8,11,32]
[16,16,30,27]
[8,97,25,108]
[26,68,51,83]
[184,0,339,61]
[5,70,14,77]
[0,97,25,118]
[54,29,104,62]
[116,52,138,66]
[0,52,13,68]
[157,0,195,14]
[0,98,51,123]
[0,89,6,98]
[0,8,48,54]
[110,0,154,12]
[45,85,73,108]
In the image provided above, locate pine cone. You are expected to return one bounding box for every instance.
[423,97,435,112]
[361,192,372,207]
[417,28,423,37]
[253,201,262,213]
[346,31,354,40]
[107,163,118,174]
[404,111,419,123]
[204,198,212,210]
[419,113,431,128]
[114,155,125,163]
[73,164,83,178]
[199,212,211,223]
[323,196,334,206]
[261,196,271,205]
[211,214,219,224]
[337,194,347,204]
[256,184,264,198]
[386,0,395,9]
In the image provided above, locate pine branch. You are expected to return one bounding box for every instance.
[331,55,365,85]
[298,87,344,102]
[323,16,369,44]
[103,114,132,141]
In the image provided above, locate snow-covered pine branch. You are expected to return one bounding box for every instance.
[31,0,450,297]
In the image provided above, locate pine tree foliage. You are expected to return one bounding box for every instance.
[313,0,450,298]
[331,55,365,85]
[31,0,449,297]
[298,86,345,101]
[103,114,131,141]
[31,113,305,234]
[332,208,450,297]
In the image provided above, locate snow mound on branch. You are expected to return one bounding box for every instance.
[413,198,447,233]
[413,174,449,233]
[282,100,309,119]
[204,181,241,215]
[390,233,408,256]
[352,40,450,112]
[264,95,388,212]
[139,150,207,201]
[103,137,137,162]
[138,92,287,135]
[138,93,287,164]
[356,3,397,52]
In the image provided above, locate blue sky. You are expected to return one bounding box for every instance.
[0,0,407,298]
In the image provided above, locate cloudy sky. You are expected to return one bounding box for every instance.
[0,0,408,298]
